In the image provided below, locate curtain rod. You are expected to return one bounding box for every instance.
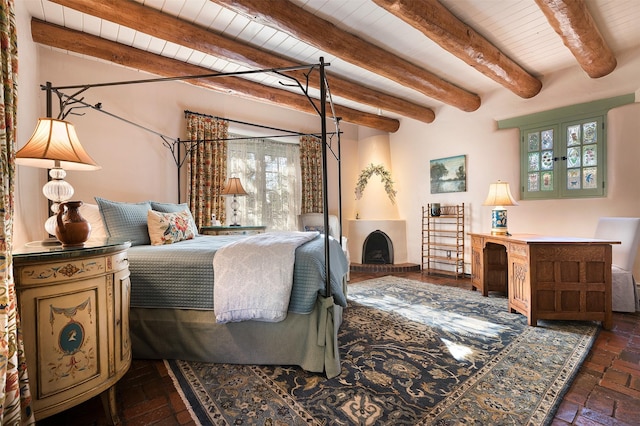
[180,112,342,165]
[185,109,318,138]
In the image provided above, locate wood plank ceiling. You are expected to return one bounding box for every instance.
[24,0,640,133]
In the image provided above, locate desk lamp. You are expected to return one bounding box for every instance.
[483,180,518,235]
[221,177,248,226]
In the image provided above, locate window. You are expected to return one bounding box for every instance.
[227,135,301,230]
[523,116,603,199]
[498,94,634,200]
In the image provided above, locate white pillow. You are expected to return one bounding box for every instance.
[79,202,107,243]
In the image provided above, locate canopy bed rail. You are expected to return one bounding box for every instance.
[39,57,343,300]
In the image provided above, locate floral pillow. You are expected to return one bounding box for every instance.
[147,209,195,245]
[149,201,199,236]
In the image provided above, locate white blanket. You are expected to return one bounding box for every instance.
[213,231,319,323]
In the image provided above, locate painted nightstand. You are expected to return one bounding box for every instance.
[13,239,131,424]
[200,225,266,235]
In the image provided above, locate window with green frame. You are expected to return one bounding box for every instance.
[497,94,634,200]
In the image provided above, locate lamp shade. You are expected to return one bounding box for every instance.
[15,118,101,171]
[482,181,518,207]
[220,177,248,196]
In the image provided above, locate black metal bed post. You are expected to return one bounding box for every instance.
[44,82,54,231]
[45,82,52,118]
[337,118,343,245]
[177,139,181,202]
[320,58,331,298]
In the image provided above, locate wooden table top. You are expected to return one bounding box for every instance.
[468,232,620,245]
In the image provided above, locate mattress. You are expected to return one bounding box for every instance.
[127,233,348,312]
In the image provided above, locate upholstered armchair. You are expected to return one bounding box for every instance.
[299,213,350,280]
[594,217,640,312]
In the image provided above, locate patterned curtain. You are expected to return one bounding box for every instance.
[299,135,323,213]
[1,0,35,424]
[185,112,228,230]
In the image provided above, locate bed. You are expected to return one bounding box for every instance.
[83,199,349,378]
[64,59,348,377]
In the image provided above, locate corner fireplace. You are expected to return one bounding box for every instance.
[362,230,394,264]
[348,219,420,273]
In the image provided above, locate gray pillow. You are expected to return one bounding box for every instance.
[149,201,189,213]
[95,197,151,246]
[149,201,199,236]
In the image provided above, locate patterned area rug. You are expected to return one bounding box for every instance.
[165,276,599,425]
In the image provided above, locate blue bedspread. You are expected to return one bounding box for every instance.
[128,233,348,313]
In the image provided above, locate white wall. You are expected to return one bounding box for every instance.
[391,46,640,275]
[14,0,44,246]
[14,3,640,276]
[14,46,359,245]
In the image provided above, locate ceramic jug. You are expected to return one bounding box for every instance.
[56,201,91,246]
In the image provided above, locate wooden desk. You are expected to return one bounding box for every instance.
[469,233,618,329]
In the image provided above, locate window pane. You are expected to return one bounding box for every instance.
[541,129,553,149]
[583,167,597,189]
[567,169,581,190]
[528,132,540,151]
[566,147,581,168]
[528,173,539,191]
[528,152,539,171]
[583,144,597,166]
[583,122,597,143]
[541,171,553,191]
[541,150,554,170]
[567,125,580,146]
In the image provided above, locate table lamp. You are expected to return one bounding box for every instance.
[483,180,518,235]
[221,177,248,226]
[16,118,101,239]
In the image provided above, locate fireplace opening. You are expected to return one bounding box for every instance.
[362,230,394,264]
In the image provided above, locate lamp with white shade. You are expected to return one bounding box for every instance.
[15,118,101,240]
[220,177,248,226]
[483,180,518,235]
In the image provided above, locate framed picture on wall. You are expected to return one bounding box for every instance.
[430,155,467,193]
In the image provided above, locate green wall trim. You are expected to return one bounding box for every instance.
[497,93,635,129]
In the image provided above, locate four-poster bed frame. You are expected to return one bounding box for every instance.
[42,57,343,298]
[39,58,349,377]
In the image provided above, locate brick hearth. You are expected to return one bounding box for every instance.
[349,262,421,273]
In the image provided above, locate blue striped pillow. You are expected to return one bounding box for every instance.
[95,197,151,246]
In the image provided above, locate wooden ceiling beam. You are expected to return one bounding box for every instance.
[212,0,481,112]
[534,0,616,78]
[31,19,400,133]
[372,0,542,99]
[49,0,434,124]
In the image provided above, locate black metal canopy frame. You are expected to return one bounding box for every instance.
[40,57,343,298]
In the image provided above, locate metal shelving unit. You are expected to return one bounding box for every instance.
[422,203,465,277]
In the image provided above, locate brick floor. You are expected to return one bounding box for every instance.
[36,271,639,425]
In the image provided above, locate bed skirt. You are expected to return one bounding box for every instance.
[130,294,344,378]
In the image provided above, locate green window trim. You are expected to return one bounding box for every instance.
[497,94,635,200]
